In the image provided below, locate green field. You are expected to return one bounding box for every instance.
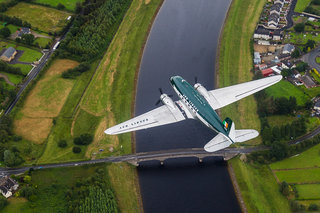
[295,0,312,12]
[296,184,320,200]
[33,0,85,11]
[265,80,309,106]
[11,64,33,75]
[218,0,265,144]
[0,23,20,33]
[2,164,118,212]
[230,158,290,212]
[5,2,71,33]
[0,72,23,85]
[275,168,320,183]
[34,37,51,48]
[271,143,320,170]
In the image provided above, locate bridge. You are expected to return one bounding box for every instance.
[0,147,264,175]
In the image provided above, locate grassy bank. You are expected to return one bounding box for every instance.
[218,0,266,144]
[230,158,290,212]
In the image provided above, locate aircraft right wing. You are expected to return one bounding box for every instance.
[207,75,282,110]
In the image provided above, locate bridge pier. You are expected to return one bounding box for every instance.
[160,161,164,166]
[198,158,203,163]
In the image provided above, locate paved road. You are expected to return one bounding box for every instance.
[0,147,266,175]
[302,45,320,71]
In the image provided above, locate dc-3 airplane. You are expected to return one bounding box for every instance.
[105,75,282,152]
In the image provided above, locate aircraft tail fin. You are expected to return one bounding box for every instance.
[223,118,259,143]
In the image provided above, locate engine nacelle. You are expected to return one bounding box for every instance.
[194,83,211,101]
[160,94,176,109]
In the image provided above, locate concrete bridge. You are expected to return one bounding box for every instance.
[0,147,265,175]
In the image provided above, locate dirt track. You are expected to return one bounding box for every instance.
[0,73,15,86]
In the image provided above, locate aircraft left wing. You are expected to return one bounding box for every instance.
[105,101,189,135]
[207,75,282,110]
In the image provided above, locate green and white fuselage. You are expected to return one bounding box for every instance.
[105,75,282,152]
[170,76,230,139]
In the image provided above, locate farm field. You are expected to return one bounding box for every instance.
[33,0,85,11]
[294,0,312,12]
[275,168,320,183]
[230,158,290,212]
[295,184,320,200]
[218,0,265,145]
[265,80,309,106]
[5,2,71,33]
[13,59,78,144]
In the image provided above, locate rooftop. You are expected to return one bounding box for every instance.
[1,47,16,59]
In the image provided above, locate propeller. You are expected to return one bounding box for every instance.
[155,88,173,105]
[194,76,198,84]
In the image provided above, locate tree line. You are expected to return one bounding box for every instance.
[0,61,24,76]
[0,13,31,28]
[59,0,131,61]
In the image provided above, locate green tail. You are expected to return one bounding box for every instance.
[223,117,233,134]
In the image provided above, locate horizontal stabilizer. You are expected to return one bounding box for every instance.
[234,129,259,142]
[204,133,232,152]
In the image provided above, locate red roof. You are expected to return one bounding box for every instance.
[261,68,273,77]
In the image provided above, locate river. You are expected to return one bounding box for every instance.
[135,0,240,212]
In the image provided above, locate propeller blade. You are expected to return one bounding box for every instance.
[159,88,163,94]
[155,99,161,106]
[168,94,173,97]
[194,76,198,84]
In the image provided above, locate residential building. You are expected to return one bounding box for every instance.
[18,27,31,38]
[314,99,320,110]
[254,52,261,64]
[0,176,18,198]
[270,3,282,15]
[254,28,272,40]
[268,13,280,28]
[0,47,17,62]
[261,68,274,77]
[282,44,295,54]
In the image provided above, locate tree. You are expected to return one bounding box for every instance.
[294,23,305,32]
[291,49,300,58]
[74,134,93,145]
[271,141,289,160]
[58,140,67,148]
[57,3,65,10]
[262,127,273,144]
[0,27,10,38]
[73,146,81,153]
[279,181,290,196]
[21,34,34,45]
[0,130,9,143]
[308,203,319,211]
[4,150,16,167]
[306,39,316,50]
[23,175,31,183]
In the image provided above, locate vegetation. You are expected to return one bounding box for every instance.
[60,0,131,61]
[5,2,71,33]
[74,133,93,145]
[0,61,24,76]
[294,0,312,12]
[72,146,81,153]
[294,23,305,32]
[0,13,31,28]
[61,62,90,79]
[229,158,290,212]
[295,184,320,200]
[218,0,265,144]
[33,0,85,11]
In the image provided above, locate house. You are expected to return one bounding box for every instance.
[282,44,295,54]
[300,75,317,88]
[0,176,18,198]
[254,28,272,40]
[270,3,282,15]
[258,40,270,45]
[0,47,17,62]
[314,99,320,110]
[271,65,282,74]
[274,0,285,6]
[258,64,268,70]
[292,70,301,78]
[261,68,274,77]
[17,27,31,38]
[272,30,282,40]
[268,13,280,28]
[254,52,261,64]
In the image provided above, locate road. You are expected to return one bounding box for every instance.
[302,45,320,71]
[0,146,266,175]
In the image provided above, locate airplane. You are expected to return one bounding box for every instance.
[105,75,282,152]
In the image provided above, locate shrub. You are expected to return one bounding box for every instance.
[309,203,319,211]
[57,3,65,10]
[74,134,93,145]
[73,146,81,153]
[294,23,305,32]
[58,140,67,148]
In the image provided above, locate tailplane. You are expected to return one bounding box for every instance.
[204,118,259,152]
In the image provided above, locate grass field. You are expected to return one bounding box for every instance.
[230,158,290,212]
[294,0,312,12]
[275,168,320,183]
[11,64,33,75]
[0,23,19,33]
[5,2,71,33]
[286,32,320,45]
[218,0,265,145]
[80,0,163,154]
[33,0,85,11]
[271,143,320,170]
[296,184,320,200]
[265,80,309,106]
[0,72,23,85]
[14,59,78,144]
[34,37,52,48]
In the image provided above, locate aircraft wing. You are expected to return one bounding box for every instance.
[208,75,282,110]
[105,101,189,135]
